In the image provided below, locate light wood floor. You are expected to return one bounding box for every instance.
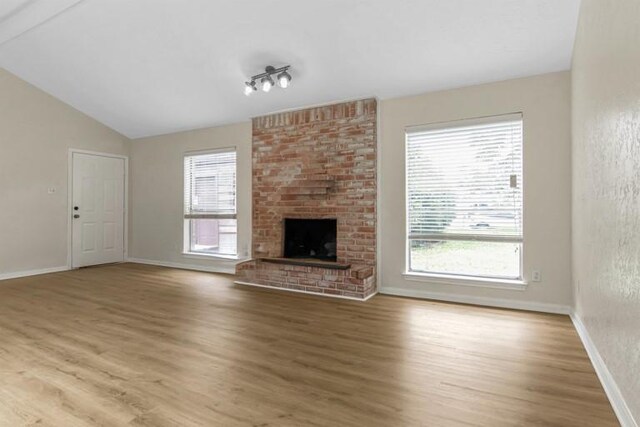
[0,264,617,426]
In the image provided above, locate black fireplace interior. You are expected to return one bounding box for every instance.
[283,218,337,261]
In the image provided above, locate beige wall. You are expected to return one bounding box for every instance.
[379,72,573,310]
[129,122,252,273]
[0,68,129,276]
[129,73,573,308]
[572,0,640,423]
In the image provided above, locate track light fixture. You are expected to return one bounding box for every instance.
[244,65,291,96]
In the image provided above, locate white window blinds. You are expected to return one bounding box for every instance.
[184,149,236,219]
[406,114,523,242]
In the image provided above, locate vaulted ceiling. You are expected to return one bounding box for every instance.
[0,0,581,138]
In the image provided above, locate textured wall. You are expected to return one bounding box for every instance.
[237,99,377,299]
[572,0,640,423]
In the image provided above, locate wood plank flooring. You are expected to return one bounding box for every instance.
[0,263,618,426]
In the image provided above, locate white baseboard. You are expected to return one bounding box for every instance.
[0,266,69,281]
[234,280,378,302]
[379,286,571,314]
[571,312,637,427]
[127,258,237,275]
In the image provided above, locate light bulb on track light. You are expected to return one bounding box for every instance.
[244,81,256,96]
[277,70,291,88]
[261,75,274,92]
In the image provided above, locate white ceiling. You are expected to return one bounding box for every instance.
[0,0,82,46]
[0,0,581,138]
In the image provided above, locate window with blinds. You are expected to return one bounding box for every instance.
[184,149,237,256]
[406,114,523,279]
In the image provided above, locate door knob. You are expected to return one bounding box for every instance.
[73,214,80,219]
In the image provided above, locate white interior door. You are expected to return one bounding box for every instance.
[72,153,125,268]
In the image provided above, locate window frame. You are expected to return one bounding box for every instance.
[404,113,524,283]
[183,147,238,258]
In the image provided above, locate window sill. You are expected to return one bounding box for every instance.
[402,271,527,291]
[182,252,241,262]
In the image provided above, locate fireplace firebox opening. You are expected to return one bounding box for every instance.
[283,218,337,262]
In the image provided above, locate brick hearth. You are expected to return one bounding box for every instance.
[235,98,377,300]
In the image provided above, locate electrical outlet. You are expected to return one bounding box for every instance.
[47,187,56,194]
[532,270,541,282]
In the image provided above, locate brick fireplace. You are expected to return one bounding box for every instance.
[235,98,377,300]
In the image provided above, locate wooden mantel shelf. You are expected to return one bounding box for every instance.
[259,257,351,270]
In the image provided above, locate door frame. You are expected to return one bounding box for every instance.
[67,149,129,269]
